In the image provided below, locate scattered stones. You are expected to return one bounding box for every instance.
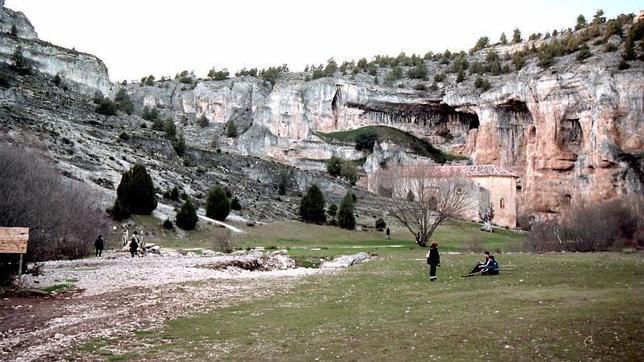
[320,252,370,269]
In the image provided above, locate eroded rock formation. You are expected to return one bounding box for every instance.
[1,2,642,224]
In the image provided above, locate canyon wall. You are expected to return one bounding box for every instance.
[0,5,110,94]
[1,2,642,224]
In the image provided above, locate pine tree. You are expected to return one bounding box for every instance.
[176,199,198,230]
[226,120,238,137]
[299,184,326,224]
[499,32,508,45]
[206,186,230,221]
[337,191,356,230]
[512,28,522,43]
[115,164,157,215]
[328,203,338,217]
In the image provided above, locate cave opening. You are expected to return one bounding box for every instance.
[346,100,479,131]
[558,118,582,144]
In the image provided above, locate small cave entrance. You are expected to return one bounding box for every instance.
[558,118,582,145]
[331,85,341,128]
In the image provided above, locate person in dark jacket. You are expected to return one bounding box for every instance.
[94,235,104,257]
[385,227,391,240]
[129,236,139,258]
[481,255,499,275]
[467,251,491,275]
[426,241,440,281]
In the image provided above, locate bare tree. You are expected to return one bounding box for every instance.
[0,143,110,264]
[378,166,474,247]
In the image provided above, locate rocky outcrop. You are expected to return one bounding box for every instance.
[0,4,110,94]
[0,3,642,224]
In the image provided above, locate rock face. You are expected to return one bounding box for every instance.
[0,4,110,94]
[1,3,642,225]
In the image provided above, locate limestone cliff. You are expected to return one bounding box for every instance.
[0,4,110,94]
[1,3,642,225]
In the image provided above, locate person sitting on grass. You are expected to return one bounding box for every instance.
[467,251,491,275]
[480,255,499,276]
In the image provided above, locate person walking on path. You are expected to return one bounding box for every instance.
[94,235,104,257]
[385,227,391,240]
[129,235,139,258]
[426,241,441,281]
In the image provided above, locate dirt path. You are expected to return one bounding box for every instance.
[0,252,323,361]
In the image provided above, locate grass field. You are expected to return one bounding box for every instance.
[76,250,644,360]
[78,220,643,360]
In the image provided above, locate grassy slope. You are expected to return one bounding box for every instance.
[316,125,467,163]
[77,251,644,360]
[233,219,525,258]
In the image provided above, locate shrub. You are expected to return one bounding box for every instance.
[471,36,490,52]
[407,63,427,79]
[355,132,378,152]
[164,186,180,201]
[142,106,160,121]
[328,203,338,217]
[207,68,229,81]
[326,156,343,177]
[163,218,174,229]
[337,191,356,230]
[375,217,386,231]
[109,198,131,221]
[230,196,242,211]
[115,163,157,215]
[141,75,155,86]
[603,43,617,52]
[323,58,337,77]
[525,198,640,252]
[384,66,403,85]
[512,28,522,43]
[277,170,290,195]
[172,133,186,156]
[433,72,446,82]
[474,76,491,91]
[299,184,326,224]
[176,198,198,230]
[260,65,289,87]
[226,120,238,138]
[414,83,427,91]
[575,14,587,30]
[95,98,117,116]
[11,47,31,75]
[456,69,465,83]
[576,45,592,61]
[206,186,230,221]
[53,74,62,87]
[340,160,358,185]
[499,32,508,45]
[118,132,130,141]
[114,88,134,115]
[0,143,108,275]
[512,52,526,70]
[163,118,177,139]
[197,115,209,128]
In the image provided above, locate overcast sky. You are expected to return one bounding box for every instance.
[6,0,642,81]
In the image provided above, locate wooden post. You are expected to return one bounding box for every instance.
[18,254,23,276]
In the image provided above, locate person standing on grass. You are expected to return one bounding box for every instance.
[385,227,391,240]
[94,235,104,257]
[129,234,139,258]
[426,241,441,281]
